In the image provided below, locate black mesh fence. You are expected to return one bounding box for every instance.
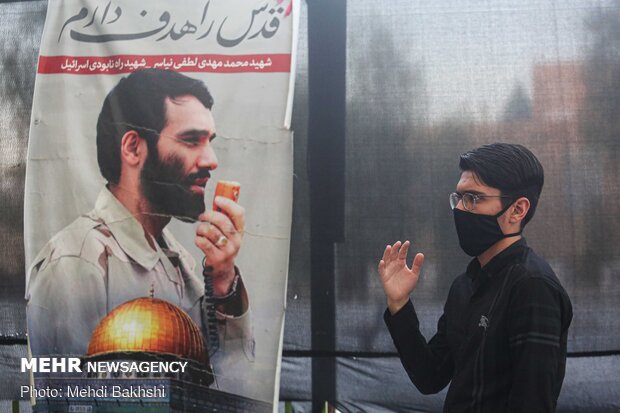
[1,0,619,411]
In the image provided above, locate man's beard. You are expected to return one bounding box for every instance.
[140,149,209,222]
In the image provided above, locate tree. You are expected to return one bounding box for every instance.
[503,82,532,121]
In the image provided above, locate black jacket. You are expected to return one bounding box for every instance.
[384,239,573,412]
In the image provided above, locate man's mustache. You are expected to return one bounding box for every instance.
[185,170,211,184]
[144,170,212,192]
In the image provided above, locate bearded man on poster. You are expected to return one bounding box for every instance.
[26,69,253,392]
[380,143,572,412]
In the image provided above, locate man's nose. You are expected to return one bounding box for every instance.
[197,144,218,170]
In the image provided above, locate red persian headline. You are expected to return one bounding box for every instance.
[38,53,291,75]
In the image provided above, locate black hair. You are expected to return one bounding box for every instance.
[459,143,544,227]
[96,69,214,184]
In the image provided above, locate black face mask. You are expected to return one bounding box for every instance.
[453,203,522,257]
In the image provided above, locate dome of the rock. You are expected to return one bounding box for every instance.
[87,297,207,365]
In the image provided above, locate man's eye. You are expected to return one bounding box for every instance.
[184,139,200,146]
[182,134,213,146]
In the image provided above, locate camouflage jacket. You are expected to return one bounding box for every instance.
[26,187,254,392]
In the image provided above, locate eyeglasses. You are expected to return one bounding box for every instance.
[449,192,513,211]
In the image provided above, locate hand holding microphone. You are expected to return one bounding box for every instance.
[195,181,245,297]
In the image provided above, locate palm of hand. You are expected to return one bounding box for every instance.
[382,259,418,301]
[378,240,425,305]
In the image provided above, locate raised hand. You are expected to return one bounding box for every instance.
[378,240,425,314]
[195,196,245,297]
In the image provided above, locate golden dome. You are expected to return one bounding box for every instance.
[87,297,207,364]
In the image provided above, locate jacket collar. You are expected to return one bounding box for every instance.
[92,187,165,270]
[466,237,528,279]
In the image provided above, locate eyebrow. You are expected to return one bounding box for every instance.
[456,189,486,196]
[177,129,216,141]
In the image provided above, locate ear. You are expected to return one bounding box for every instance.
[119,131,145,166]
[509,196,530,225]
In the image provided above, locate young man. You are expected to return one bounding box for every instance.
[380,143,572,412]
[26,69,253,392]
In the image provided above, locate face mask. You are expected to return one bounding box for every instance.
[453,203,522,257]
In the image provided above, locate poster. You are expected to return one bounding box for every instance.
[23,0,298,410]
